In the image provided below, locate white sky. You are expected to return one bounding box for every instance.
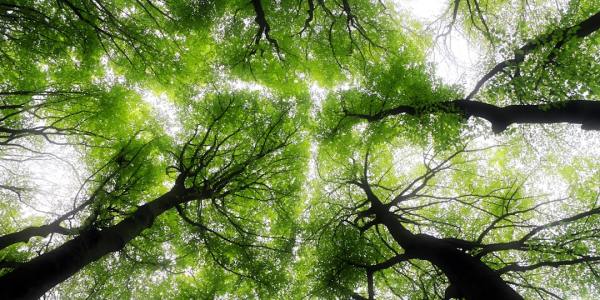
[394,0,482,88]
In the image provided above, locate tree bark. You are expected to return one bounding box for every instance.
[0,224,70,251]
[0,186,191,300]
[371,202,523,300]
[349,100,600,133]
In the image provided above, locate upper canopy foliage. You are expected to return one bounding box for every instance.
[0,0,599,299]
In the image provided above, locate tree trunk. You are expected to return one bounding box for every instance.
[373,204,523,300]
[354,100,600,133]
[452,100,600,133]
[0,187,188,300]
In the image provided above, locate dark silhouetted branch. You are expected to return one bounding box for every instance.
[466,11,600,99]
[345,99,600,133]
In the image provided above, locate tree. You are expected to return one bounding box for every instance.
[305,137,599,299]
[0,0,599,299]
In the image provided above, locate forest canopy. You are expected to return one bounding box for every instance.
[0,0,599,299]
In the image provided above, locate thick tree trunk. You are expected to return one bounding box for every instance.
[372,203,523,300]
[353,100,600,133]
[0,187,188,300]
[453,100,600,133]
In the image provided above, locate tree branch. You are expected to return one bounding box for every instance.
[466,11,600,99]
[345,99,600,133]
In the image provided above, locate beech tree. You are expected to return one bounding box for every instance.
[304,137,599,299]
[0,0,599,299]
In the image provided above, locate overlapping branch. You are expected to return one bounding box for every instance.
[319,143,600,299]
[342,11,600,133]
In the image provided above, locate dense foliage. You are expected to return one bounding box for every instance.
[0,0,599,299]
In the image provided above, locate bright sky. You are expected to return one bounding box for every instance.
[394,0,482,88]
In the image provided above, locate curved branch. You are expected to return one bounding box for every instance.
[466,11,600,99]
[498,255,600,274]
[249,0,281,58]
[0,224,73,251]
[478,205,600,256]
